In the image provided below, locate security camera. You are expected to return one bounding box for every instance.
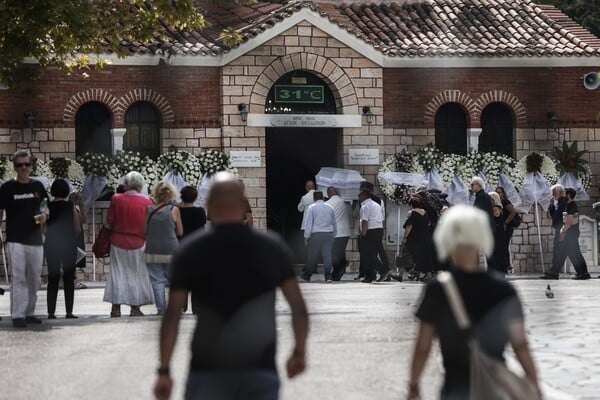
[582,72,600,90]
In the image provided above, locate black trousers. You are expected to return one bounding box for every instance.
[331,236,349,280]
[360,229,384,280]
[358,235,389,277]
[45,244,76,315]
[548,227,563,275]
[555,229,589,276]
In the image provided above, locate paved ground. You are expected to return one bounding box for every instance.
[0,275,598,400]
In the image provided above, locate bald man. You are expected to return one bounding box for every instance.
[155,173,309,400]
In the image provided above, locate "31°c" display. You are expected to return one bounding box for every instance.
[274,84,324,104]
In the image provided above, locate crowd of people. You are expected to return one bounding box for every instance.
[0,150,217,326]
[0,149,592,400]
[296,175,593,284]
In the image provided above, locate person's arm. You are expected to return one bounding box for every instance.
[280,278,309,379]
[304,207,313,241]
[106,199,116,228]
[73,207,82,234]
[143,207,151,236]
[172,206,184,237]
[297,194,306,212]
[408,322,436,400]
[403,225,413,240]
[360,219,368,237]
[509,319,541,397]
[503,203,517,227]
[331,210,337,238]
[154,289,188,400]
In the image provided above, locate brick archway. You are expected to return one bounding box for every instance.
[63,89,119,122]
[474,90,527,126]
[249,53,359,114]
[424,90,477,127]
[118,89,175,124]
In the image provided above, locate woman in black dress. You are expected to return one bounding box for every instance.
[45,179,81,319]
[408,205,540,399]
[489,192,510,274]
[403,196,435,279]
[496,186,518,273]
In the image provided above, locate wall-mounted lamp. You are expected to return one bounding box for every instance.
[547,112,559,129]
[362,106,374,125]
[238,103,248,123]
[24,111,35,130]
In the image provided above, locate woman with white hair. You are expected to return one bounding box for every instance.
[407,205,540,399]
[144,181,183,315]
[103,171,155,317]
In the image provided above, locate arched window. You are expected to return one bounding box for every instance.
[75,102,112,156]
[124,101,160,159]
[435,103,468,155]
[479,103,514,157]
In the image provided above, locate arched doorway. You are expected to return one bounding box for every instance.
[265,70,340,262]
[75,101,112,156]
[435,103,468,155]
[479,103,514,157]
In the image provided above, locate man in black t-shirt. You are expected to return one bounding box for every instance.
[0,150,48,328]
[556,188,591,280]
[154,173,309,400]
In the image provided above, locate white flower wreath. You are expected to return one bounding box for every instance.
[515,153,559,188]
[157,150,202,187]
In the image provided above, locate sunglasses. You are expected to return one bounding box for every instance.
[15,163,32,168]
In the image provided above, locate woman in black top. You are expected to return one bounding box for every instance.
[488,192,510,274]
[496,187,518,273]
[403,196,435,278]
[45,179,81,319]
[408,205,540,399]
[177,186,207,314]
[178,186,207,240]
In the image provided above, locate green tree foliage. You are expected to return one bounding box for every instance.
[534,0,600,38]
[0,0,254,88]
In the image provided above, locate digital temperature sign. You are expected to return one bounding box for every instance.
[274,84,324,104]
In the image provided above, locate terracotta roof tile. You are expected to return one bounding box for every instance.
[116,0,600,58]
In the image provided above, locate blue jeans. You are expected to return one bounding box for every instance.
[185,370,279,400]
[146,262,169,313]
[304,232,334,279]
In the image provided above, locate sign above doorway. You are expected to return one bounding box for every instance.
[247,113,362,128]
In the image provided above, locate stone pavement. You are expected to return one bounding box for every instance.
[0,276,597,400]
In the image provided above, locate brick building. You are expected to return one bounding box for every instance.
[1,0,600,278]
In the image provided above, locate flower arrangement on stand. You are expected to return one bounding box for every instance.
[479,152,519,188]
[552,141,592,191]
[48,157,85,191]
[378,151,415,205]
[414,144,443,172]
[108,151,157,192]
[77,152,113,177]
[157,148,203,187]
[439,154,465,188]
[198,149,237,177]
[515,152,558,188]
[31,157,51,178]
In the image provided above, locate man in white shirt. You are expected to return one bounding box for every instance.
[300,191,337,283]
[326,187,352,281]
[358,189,386,283]
[297,180,316,231]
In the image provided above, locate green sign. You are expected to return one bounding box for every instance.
[274,84,324,104]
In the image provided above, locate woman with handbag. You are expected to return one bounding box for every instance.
[144,181,183,315]
[407,205,540,400]
[103,171,155,317]
[488,192,510,274]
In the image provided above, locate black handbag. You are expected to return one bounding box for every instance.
[395,242,415,270]
[511,213,522,228]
